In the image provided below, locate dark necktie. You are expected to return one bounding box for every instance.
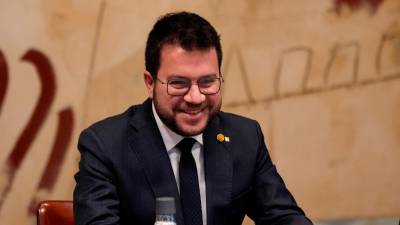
[176,138,203,225]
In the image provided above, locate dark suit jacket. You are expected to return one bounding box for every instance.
[74,99,312,225]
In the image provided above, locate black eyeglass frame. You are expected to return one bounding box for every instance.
[156,75,224,96]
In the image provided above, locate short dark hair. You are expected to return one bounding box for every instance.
[145,11,222,78]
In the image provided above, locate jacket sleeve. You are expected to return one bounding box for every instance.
[73,128,121,225]
[247,122,313,225]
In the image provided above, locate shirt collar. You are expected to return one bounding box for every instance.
[152,102,203,152]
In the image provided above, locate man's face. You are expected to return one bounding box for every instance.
[144,44,222,136]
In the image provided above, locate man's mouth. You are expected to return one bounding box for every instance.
[183,108,203,115]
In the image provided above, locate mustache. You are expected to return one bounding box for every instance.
[179,103,207,112]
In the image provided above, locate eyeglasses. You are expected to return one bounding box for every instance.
[156,75,224,96]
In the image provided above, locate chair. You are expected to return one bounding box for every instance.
[37,200,74,225]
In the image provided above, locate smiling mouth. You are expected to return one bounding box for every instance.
[184,109,203,115]
[181,106,205,115]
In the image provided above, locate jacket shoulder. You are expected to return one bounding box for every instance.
[82,104,142,140]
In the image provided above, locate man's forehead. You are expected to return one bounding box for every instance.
[158,44,218,68]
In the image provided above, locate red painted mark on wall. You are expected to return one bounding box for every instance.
[0,49,56,210]
[0,49,75,214]
[334,0,384,14]
[38,108,74,190]
[0,50,8,114]
[28,107,74,214]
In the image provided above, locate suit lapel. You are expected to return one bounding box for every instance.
[127,99,184,225]
[203,115,233,225]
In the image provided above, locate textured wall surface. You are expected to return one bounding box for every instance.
[0,1,399,225]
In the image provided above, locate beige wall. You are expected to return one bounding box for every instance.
[1,1,399,225]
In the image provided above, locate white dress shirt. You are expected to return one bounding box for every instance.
[152,103,207,225]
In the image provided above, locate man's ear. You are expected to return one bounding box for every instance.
[144,71,154,99]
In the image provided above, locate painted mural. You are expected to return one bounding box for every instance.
[0,0,399,225]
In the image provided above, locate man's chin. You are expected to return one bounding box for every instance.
[176,123,207,136]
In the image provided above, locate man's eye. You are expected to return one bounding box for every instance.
[169,79,189,88]
[198,78,215,87]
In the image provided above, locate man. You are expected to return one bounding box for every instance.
[74,11,313,225]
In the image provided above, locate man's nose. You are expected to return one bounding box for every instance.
[183,84,205,104]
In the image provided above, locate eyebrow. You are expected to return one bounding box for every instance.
[168,74,218,79]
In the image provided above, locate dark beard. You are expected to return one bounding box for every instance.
[152,92,221,136]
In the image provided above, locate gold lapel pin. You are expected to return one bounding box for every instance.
[216,133,230,142]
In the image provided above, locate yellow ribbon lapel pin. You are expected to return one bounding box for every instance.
[216,133,230,142]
